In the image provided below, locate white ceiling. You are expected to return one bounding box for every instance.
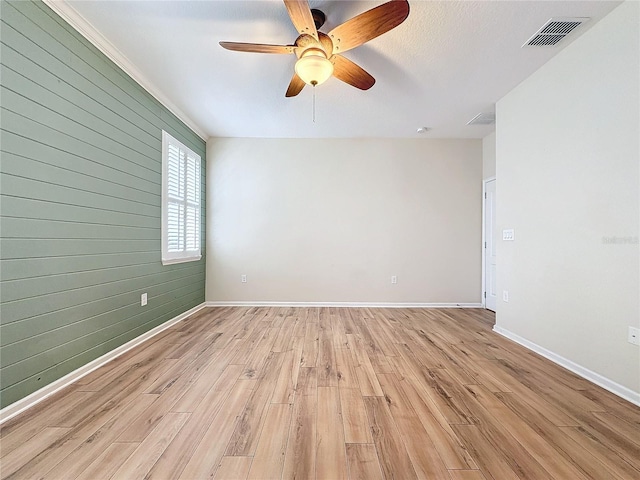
[60,0,620,140]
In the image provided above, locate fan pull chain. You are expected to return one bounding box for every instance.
[312,85,316,123]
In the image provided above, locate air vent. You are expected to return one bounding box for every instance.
[523,17,589,47]
[467,113,495,126]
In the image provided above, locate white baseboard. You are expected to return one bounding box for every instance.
[0,302,206,425]
[493,325,640,407]
[206,301,484,309]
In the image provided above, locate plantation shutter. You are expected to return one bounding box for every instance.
[162,131,201,265]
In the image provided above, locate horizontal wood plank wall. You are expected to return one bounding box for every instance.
[0,0,206,408]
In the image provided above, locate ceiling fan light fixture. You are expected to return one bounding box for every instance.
[295,49,333,86]
[220,0,410,96]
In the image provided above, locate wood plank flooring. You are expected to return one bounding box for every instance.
[1,307,639,479]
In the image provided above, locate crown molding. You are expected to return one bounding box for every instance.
[42,0,208,142]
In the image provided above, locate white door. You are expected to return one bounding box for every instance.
[484,179,497,311]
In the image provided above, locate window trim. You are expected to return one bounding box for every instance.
[161,130,202,265]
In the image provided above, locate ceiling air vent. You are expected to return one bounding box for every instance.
[523,17,589,47]
[467,113,495,126]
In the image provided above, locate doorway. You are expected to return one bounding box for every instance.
[483,178,497,311]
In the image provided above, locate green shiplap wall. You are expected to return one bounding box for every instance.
[0,0,206,408]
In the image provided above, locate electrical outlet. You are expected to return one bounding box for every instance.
[141,293,147,306]
[391,275,397,284]
[503,290,509,302]
[629,326,640,346]
[241,275,247,283]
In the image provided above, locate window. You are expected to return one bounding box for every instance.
[162,130,201,265]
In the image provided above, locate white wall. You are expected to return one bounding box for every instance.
[496,1,639,399]
[206,138,482,305]
[483,132,496,179]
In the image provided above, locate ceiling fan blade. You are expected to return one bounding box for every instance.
[283,0,318,41]
[286,72,305,97]
[327,0,410,54]
[331,55,375,90]
[219,42,294,54]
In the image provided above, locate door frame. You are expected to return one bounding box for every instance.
[481,176,496,309]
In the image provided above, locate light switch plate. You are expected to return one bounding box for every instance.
[503,229,515,241]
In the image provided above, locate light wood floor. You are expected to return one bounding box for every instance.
[1,307,639,479]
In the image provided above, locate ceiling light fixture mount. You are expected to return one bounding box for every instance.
[310,8,326,30]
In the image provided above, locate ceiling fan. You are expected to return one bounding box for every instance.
[219,0,410,97]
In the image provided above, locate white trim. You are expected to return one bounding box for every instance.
[206,301,483,308]
[482,176,496,310]
[0,302,206,425]
[493,325,640,407]
[42,0,207,142]
[161,255,202,266]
